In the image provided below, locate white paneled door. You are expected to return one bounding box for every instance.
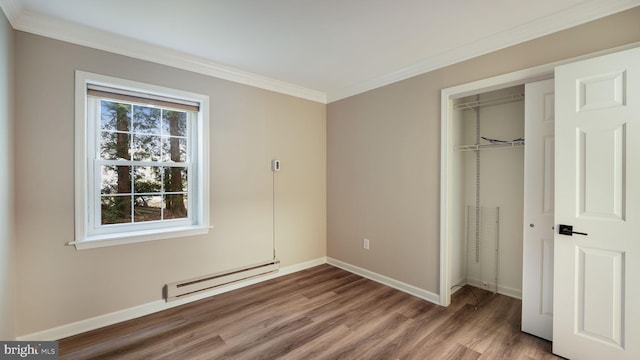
[554,46,640,359]
[522,79,555,341]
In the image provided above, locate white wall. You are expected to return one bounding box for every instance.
[449,105,466,288]
[449,86,525,297]
[0,9,15,340]
[460,87,525,296]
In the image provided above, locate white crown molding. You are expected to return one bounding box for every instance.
[0,0,22,26]
[1,6,327,104]
[327,0,640,102]
[1,1,637,103]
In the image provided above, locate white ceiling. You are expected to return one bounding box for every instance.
[1,0,639,102]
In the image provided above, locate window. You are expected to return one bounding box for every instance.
[73,71,209,249]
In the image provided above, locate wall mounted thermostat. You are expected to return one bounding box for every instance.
[271,159,281,172]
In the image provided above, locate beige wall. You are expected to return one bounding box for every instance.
[327,7,640,293]
[13,32,326,337]
[10,4,640,339]
[0,10,15,340]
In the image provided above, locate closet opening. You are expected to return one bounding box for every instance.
[439,66,555,308]
[449,86,525,299]
[440,43,638,353]
[441,75,555,340]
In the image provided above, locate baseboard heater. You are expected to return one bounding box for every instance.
[164,259,280,302]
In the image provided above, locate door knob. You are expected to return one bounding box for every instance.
[559,224,588,236]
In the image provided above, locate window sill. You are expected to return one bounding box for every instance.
[68,225,213,250]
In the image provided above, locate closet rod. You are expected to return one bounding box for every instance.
[457,140,524,152]
[456,92,524,111]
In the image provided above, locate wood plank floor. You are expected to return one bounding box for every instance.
[59,264,563,359]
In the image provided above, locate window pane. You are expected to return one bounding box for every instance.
[134,166,161,193]
[100,132,131,160]
[133,105,161,134]
[164,167,188,193]
[164,194,188,219]
[162,137,187,162]
[132,134,161,161]
[101,196,132,225]
[134,195,162,222]
[101,100,131,132]
[101,165,131,194]
[162,110,187,137]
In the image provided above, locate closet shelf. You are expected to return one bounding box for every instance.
[457,140,524,151]
[456,93,524,111]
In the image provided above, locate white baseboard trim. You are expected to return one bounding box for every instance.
[465,278,522,300]
[495,283,522,300]
[326,257,440,305]
[17,257,327,341]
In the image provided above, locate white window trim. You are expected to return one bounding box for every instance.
[72,70,210,250]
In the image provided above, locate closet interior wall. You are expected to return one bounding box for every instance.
[451,85,525,298]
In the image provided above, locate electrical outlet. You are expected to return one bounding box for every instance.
[482,281,489,289]
[363,238,370,250]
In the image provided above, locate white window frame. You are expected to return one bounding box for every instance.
[73,70,210,250]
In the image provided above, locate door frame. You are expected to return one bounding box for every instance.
[438,42,640,306]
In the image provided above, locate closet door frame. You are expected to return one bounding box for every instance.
[438,42,638,307]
